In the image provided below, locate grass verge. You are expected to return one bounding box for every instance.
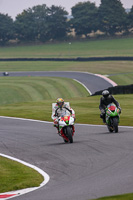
[0,156,43,193]
[0,77,89,105]
[109,73,133,85]
[0,95,133,126]
[0,61,133,74]
[1,38,133,58]
[0,61,133,85]
[92,193,133,200]
[0,61,132,85]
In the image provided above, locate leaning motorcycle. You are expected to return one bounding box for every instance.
[105,103,120,133]
[58,115,75,143]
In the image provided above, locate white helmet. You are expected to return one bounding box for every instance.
[102,90,109,98]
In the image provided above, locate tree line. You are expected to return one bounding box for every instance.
[0,0,133,45]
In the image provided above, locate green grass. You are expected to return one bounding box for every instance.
[0,95,132,126]
[0,156,43,193]
[0,38,133,196]
[109,73,133,85]
[0,37,133,86]
[92,193,133,200]
[0,61,133,74]
[0,93,132,195]
[0,61,133,85]
[0,77,89,105]
[0,76,132,126]
[1,38,133,58]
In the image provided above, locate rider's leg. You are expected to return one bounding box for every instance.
[100,112,106,123]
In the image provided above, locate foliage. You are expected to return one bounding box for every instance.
[98,0,128,35]
[1,0,133,43]
[0,13,14,45]
[47,5,68,40]
[15,4,68,42]
[127,6,133,31]
[71,1,99,37]
[15,9,36,41]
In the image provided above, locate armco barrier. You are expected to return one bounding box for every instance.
[92,84,133,96]
[1,56,133,62]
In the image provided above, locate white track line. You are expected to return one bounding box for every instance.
[73,79,92,95]
[0,153,50,199]
[0,116,51,199]
[0,116,132,199]
[9,71,117,92]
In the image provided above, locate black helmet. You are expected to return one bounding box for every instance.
[102,90,109,98]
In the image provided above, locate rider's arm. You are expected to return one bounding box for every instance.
[64,107,72,114]
[51,107,59,120]
[70,108,75,118]
[64,106,75,118]
[51,113,57,120]
[99,97,105,112]
[112,96,121,113]
[112,96,120,108]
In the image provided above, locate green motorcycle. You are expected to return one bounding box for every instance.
[105,103,120,133]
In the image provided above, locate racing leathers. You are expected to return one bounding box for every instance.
[99,95,121,123]
[52,103,75,131]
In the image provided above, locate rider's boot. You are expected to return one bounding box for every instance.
[103,117,106,123]
[56,126,61,136]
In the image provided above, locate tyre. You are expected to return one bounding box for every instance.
[65,126,73,143]
[107,125,113,133]
[63,139,68,143]
[112,117,118,133]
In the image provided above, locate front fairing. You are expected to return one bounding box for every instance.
[106,103,120,124]
[69,116,75,125]
[59,115,75,129]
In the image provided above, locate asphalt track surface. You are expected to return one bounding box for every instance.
[0,71,113,95]
[0,117,133,200]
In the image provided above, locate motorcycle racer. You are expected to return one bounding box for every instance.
[99,90,121,123]
[52,98,75,132]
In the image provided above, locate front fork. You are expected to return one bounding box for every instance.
[106,116,120,126]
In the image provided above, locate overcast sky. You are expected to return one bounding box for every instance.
[0,0,133,19]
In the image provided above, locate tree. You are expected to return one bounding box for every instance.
[15,4,49,42]
[47,5,68,40]
[127,6,133,31]
[32,4,50,42]
[15,10,36,41]
[98,0,127,36]
[0,13,14,45]
[71,1,99,37]
[15,4,68,42]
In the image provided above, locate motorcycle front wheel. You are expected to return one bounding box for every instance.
[112,117,119,133]
[107,125,113,133]
[65,126,73,143]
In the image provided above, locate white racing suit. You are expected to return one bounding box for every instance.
[51,103,75,130]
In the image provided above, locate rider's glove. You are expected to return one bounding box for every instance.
[54,118,58,124]
[100,109,105,118]
[101,109,105,114]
